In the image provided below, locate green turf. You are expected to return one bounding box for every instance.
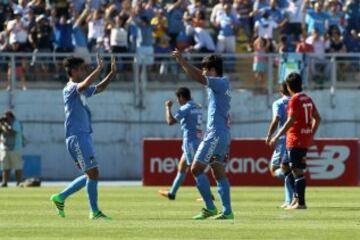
[0,186,359,239]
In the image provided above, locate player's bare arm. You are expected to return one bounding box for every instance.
[95,56,117,94]
[270,115,295,147]
[172,49,207,85]
[77,53,104,92]
[165,100,177,125]
[311,109,321,137]
[266,116,280,145]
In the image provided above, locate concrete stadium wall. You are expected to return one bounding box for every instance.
[0,89,359,180]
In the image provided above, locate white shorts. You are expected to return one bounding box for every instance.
[0,150,22,170]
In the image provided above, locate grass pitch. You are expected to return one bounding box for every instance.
[0,186,359,240]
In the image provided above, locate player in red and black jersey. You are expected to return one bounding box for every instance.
[270,73,321,209]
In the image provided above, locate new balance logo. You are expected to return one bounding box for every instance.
[307,145,349,180]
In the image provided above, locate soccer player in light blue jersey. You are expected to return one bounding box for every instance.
[266,83,293,208]
[173,50,233,220]
[50,54,116,220]
[159,87,203,200]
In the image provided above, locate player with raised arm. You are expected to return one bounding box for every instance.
[270,73,321,209]
[173,50,233,220]
[265,82,293,208]
[50,54,116,219]
[159,87,203,200]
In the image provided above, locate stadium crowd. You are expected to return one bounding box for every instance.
[0,0,360,89]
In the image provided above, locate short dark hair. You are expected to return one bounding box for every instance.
[63,57,85,77]
[202,54,223,77]
[176,87,191,100]
[285,72,302,93]
[280,82,290,96]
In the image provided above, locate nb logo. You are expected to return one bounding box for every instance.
[307,145,349,180]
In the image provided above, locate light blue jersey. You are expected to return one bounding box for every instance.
[174,100,202,165]
[174,100,202,142]
[271,95,290,167]
[63,83,96,138]
[195,76,231,165]
[63,82,98,172]
[206,77,231,133]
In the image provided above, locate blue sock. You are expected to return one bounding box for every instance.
[284,172,294,204]
[275,168,285,179]
[295,175,306,205]
[59,175,87,200]
[217,178,232,215]
[169,172,186,196]
[195,174,215,210]
[86,178,99,213]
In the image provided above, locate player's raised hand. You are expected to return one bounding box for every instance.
[96,53,104,70]
[110,55,117,74]
[172,48,184,64]
[165,100,173,108]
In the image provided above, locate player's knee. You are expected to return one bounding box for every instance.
[86,167,99,180]
[291,168,303,177]
[191,164,202,177]
[281,164,290,174]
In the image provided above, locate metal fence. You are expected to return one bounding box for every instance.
[1,52,359,108]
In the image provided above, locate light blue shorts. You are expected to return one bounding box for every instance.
[182,139,201,165]
[271,137,287,167]
[194,131,230,166]
[253,62,266,72]
[66,134,98,172]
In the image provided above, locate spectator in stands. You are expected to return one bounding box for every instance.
[166,0,186,49]
[306,28,327,55]
[0,23,9,51]
[327,28,346,53]
[28,14,53,52]
[110,15,129,54]
[278,34,291,53]
[253,36,270,90]
[251,0,269,22]
[344,29,360,52]
[283,0,306,41]
[210,0,236,25]
[187,24,215,54]
[344,0,360,33]
[234,0,253,51]
[175,12,193,51]
[87,10,105,52]
[28,0,46,16]
[296,33,314,53]
[305,2,329,36]
[192,9,206,28]
[0,111,25,187]
[53,13,74,53]
[151,8,168,45]
[7,10,28,51]
[263,0,286,24]
[215,3,239,54]
[187,0,206,17]
[254,11,279,51]
[327,0,345,33]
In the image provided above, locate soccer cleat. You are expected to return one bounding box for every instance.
[89,211,112,220]
[50,194,65,218]
[192,208,218,220]
[196,194,215,202]
[212,212,235,220]
[158,190,175,200]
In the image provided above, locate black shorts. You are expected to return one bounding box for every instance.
[286,148,307,170]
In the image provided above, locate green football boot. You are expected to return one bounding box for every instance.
[212,212,235,220]
[89,211,112,220]
[192,208,218,220]
[50,194,65,218]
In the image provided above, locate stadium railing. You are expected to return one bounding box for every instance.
[1,52,359,108]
